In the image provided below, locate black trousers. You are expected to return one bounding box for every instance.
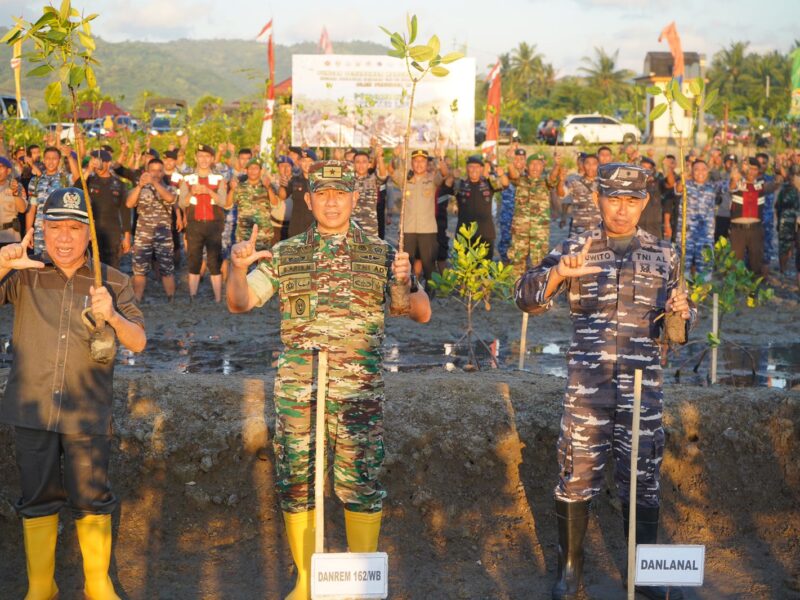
[13,427,117,519]
[714,216,731,241]
[186,220,224,275]
[96,229,121,270]
[404,233,438,280]
[730,222,764,275]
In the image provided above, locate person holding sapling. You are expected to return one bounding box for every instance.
[515,163,696,600]
[227,160,430,600]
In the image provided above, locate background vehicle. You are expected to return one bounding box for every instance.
[0,94,31,120]
[474,119,519,145]
[46,122,77,143]
[537,119,560,145]
[149,116,173,136]
[558,113,640,145]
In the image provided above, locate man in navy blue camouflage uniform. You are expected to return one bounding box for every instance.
[675,159,720,279]
[498,147,526,262]
[516,163,696,600]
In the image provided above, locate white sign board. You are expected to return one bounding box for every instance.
[291,54,476,149]
[311,552,388,599]
[635,544,705,587]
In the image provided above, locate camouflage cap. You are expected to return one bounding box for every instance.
[597,162,649,199]
[308,160,355,192]
[527,152,546,164]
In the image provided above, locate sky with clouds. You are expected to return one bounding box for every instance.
[1,0,798,76]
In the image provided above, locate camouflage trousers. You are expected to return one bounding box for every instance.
[555,365,665,508]
[676,216,714,278]
[778,221,799,256]
[273,346,386,514]
[133,223,175,277]
[508,216,550,278]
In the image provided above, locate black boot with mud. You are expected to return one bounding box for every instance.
[552,499,590,600]
[623,505,684,600]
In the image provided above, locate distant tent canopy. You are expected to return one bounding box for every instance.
[75,100,129,120]
[144,97,188,114]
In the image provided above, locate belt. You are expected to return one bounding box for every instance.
[1,222,16,230]
[730,221,762,229]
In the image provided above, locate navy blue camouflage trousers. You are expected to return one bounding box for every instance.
[555,364,665,508]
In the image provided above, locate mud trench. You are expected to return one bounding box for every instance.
[0,368,798,599]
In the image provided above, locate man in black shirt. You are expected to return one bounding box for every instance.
[85,150,131,268]
[638,157,664,239]
[280,148,317,237]
[447,155,504,258]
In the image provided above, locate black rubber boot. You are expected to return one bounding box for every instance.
[552,499,590,600]
[623,505,684,600]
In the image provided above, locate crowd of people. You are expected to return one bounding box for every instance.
[1,123,799,300]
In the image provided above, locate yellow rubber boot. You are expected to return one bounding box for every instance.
[74,514,120,600]
[344,510,382,553]
[283,510,315,600]
[22,514,60,600]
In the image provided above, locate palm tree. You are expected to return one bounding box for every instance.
[710,41,750,97]
[509,42,545,101]
[578,47,633,109]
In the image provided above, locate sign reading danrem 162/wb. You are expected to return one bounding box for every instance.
[291,54,476,149]
[311,552,388,599]
[635,545,705,587]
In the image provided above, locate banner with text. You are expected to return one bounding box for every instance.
[291,54,476,148]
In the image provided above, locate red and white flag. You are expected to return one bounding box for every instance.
[256,19,272,43]
[319,27,333,55]
[482,60,502,161]
[257,19,276,161]
[658,21,685,80]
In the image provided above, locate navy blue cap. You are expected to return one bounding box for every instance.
[513,148,526,157]
[43,187,89,225]
[90,149,113,162]
[164,149,179,160]
[300,148,317,161]
[146,148,160,159]
[196,144,215,156]
[276,155,295,167]
[597,163,649,199]
[0,157,12,169]
[466,155,484,166]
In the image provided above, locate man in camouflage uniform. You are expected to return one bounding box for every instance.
[227,160,431,600]
[498,147,527,262]
[126,158,177,301]
[26,147,70,258]
[776,171,800,290]
[351,145,388,238]
[562,153,600,237]
[516,163,695,600]
[675,160,721,280]
[506,152,564,278]
[230,159,275,251]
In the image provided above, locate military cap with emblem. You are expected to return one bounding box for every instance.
[724,153,737,163]
[276,155,294,167]
[196,143,215,156]
[246,158,262,168]
[308,160,355,192]
[164,149,179,160]
[514,148,527,157]
[466,155,484,166]
[597,162,649,199]
[43,187,89,224]
[527,151,546,164]
[410,149,430,160]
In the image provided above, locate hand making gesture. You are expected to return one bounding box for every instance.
[231,224,272,270]
[555,237,602,278]
[0,229,44,272]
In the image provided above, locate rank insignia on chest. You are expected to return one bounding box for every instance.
[290,294,311,318]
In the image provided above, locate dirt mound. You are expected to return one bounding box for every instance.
[0,370,798,599]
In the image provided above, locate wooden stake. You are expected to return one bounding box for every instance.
[518,312,529,370]
[711,293,719,384]
[628,369,643,600]
[315,350,329,554]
